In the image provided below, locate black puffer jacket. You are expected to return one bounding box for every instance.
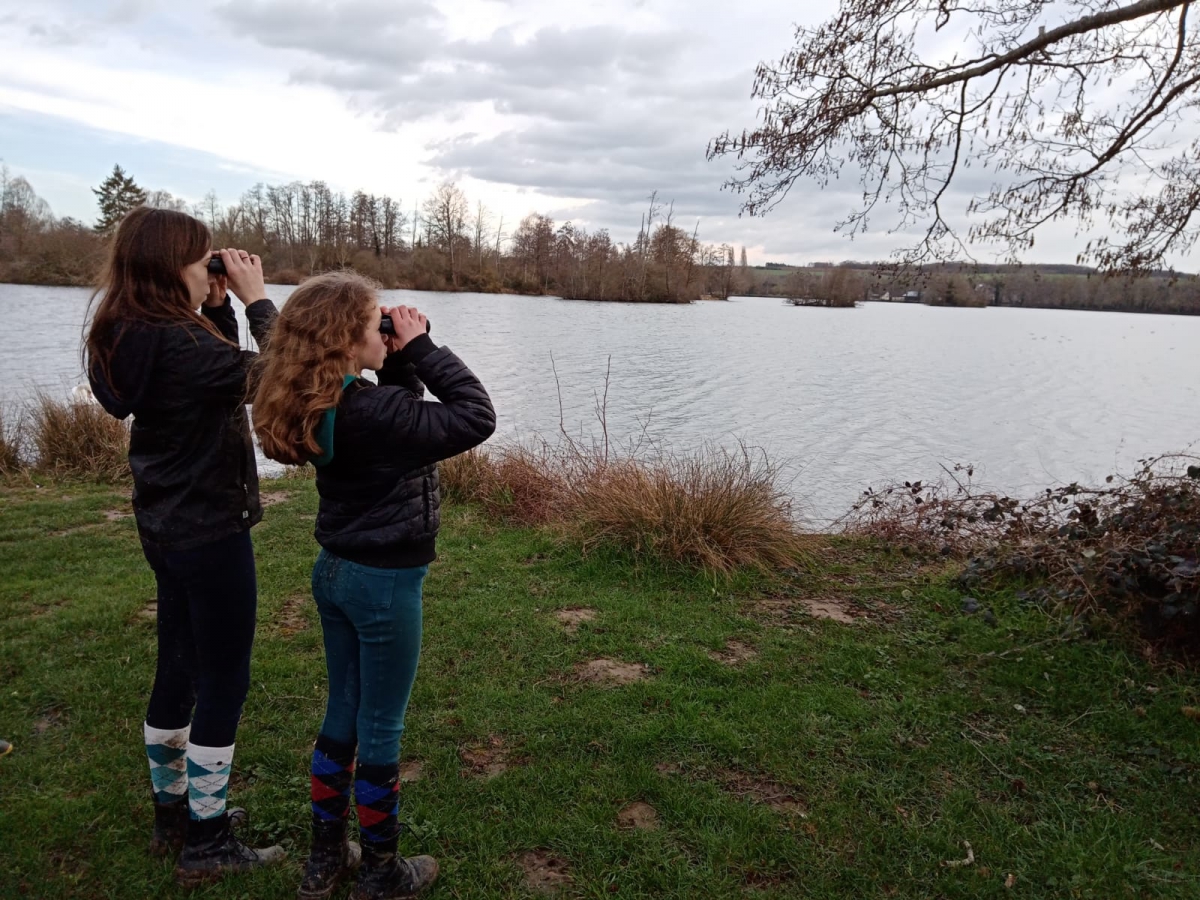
[89,298,277,551]
[314,334,495,568]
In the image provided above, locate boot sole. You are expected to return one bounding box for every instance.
[174,851,287,888]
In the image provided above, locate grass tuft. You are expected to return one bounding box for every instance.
[441,440,810,574]
[27,393,129,482]
[0,406,24,475]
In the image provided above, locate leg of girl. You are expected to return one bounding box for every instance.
[300,550,363,900]
[150,531,285,884]
[315,555,437,900]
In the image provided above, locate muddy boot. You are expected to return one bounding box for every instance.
[151,800,249,858]
[173,812,285,886]
[298,820,362,900]
[350,843,438,900]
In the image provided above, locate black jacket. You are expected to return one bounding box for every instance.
[89,298,277,551]
[314,334,495,568]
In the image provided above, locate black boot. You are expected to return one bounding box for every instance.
[151,799,248,858]
[350,841,438,900]
[298,820,361,900]
[173,812,285,885]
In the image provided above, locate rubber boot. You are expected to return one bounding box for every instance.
[298,819,362,899]
[350,841,438,900]
[173,812,285,885]
[151,799,248,858]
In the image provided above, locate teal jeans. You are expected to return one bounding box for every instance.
[311,550,427,766]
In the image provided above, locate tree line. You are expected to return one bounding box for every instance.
[0,165,747,303]
[743,262,1200,315]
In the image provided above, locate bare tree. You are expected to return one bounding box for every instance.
[422,182,469,286]
[709,0,1200,273]
[472,201,490,276]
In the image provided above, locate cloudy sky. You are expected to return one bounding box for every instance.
[0,0,1180,266]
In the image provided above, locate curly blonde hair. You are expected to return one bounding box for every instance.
[252,271,379,465]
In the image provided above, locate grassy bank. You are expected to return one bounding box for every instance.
[1,476,1199,899]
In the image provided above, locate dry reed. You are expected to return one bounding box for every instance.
[439,438,810,574]
[28,393,129,481]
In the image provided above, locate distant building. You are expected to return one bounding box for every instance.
[903,290,921,302]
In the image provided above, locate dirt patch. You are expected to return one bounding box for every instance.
[137,601,158,621]
[103,509,133,522]
[399,761,424,782]
[720,771,808,817]
[800,596,859,624]
[554,607,597,634]
[754,594,859,625]
[260,491,293,508]
[708,640,758,666]
[459,735,512,780]
[655,762,682,776]
[27,599,67,621]
[575,658,650,686]
[616,801,660,831]
[513,850,573,895]
[276,593,310,636]
[33,709,67,735]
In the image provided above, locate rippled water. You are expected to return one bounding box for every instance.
[3,282,1197,522]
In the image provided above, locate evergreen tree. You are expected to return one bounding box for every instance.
[92,165,146,236]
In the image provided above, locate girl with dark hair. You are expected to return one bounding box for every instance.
[253,272,495,900]
[86,206,284,884]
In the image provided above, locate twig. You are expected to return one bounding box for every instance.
[940,841,975,869]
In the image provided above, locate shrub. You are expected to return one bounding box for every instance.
[28,393,129,481]
[844,456,1200,655]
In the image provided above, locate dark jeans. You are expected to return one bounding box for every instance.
[311,550,426,766]
[142,529,258,748]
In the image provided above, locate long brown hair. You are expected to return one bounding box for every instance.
[85,206,231,391]
[252,271,379,466]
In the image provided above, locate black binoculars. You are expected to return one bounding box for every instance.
[380,315,431,336]
[207,255,227,276]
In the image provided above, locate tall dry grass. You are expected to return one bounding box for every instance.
[0,407,24,475]
[28,393,129,481]
[439,439,810,574]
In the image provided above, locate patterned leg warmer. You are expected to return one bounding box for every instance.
[311,734,356,826]
[144,722,190,804]
[355,762,401,852]
[186,742,234,822]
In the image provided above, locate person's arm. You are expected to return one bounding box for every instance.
[370,342,496,468]
[200,294,240,342]
[175,324,262,404]
[213,249,276,349]
[377,336,427,398]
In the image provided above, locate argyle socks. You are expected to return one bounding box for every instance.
[355,762,401,851]
[311,734,356,828]
[186,742,234,821]
[144,722,190,804]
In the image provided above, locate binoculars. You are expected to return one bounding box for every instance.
[380,315,431,336]
[207,256,227,276]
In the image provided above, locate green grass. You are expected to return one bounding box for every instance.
[1,478,1198,899]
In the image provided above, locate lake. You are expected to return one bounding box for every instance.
[2,282,1197,524]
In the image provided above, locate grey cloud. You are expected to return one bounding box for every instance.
[217,0,443,70]
[221,1,792,249]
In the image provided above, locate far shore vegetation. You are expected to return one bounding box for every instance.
[3,164,1200,314]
